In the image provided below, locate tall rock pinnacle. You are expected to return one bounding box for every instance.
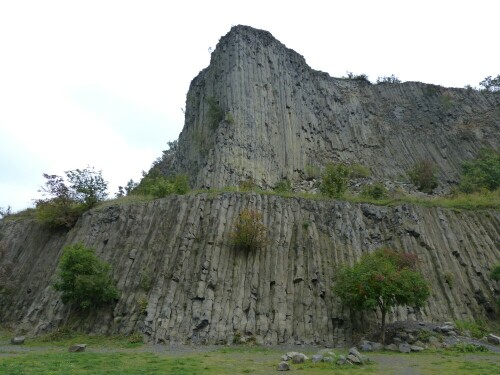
[159,25,499,190]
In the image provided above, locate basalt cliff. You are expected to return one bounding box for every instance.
[0,26,498,346]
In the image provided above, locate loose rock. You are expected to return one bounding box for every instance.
[10,336,25,345]
[68,344,87,352]
[277,361,290,371]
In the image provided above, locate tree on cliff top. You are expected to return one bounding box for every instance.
[334,248,430,344]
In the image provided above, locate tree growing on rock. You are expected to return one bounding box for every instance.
[54,242,119,311]
[408,159,438,194]
[320,163,350,198]
[334,248,430,344]
[230,209,267,252]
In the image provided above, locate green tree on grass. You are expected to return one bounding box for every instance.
[334,248,430,343]
[54,243,119,311]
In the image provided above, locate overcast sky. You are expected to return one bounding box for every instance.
[1,0,498,212]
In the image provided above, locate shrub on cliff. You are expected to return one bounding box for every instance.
[35,168,107,229]
[408,160,439,193]
[479,75,500,92]
[320,163,350,198]
[230,209,267,252]
[360,183,389,200]
[459,148,500,193]
[334,248,430,344]
[54,243,119,311]
[133,171,189,198]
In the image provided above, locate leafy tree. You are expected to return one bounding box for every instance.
[230,209,267,252]
[116,179,138,198]
[459,148,500,193]
[334,248,430,343]
[479,75,500,92]
[65,167,108,208]
[35,168,108,229]
[320,163,350,198]
[408,160,438,193]
[206,96,224,128]
[54,243,119,311]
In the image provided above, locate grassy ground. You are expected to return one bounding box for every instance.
[0,331,499,375]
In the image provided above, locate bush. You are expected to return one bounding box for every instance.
[454,320,489,339]
[459,148,500,193]
[134,171,190,198]
[54,243,119,311]
[453,342,489,353]
[230,209,267,252]
[344,72,371,84]
[376,75,401,84]
[320,163,350,198]
[491,264,500,282]
[35,199,86,229]
[408,160,439,193]
[349,163,370,178]
[274,179,292,194]
[206,96,224,129]
[360,183,388,200]
[66,167,108,208]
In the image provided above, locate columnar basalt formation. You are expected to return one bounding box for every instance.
[0,194,498,345]
[161,25,499,189]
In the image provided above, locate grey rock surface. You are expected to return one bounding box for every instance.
[0,193,498,345]
[158,25,499,192]
[277,361,290,371]
[399,343,412,353]
[10,336,25,345]
[68,344,86,352]
[487,334,500,345]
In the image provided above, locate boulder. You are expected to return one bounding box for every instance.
[336,355,347,365]
[10,336,25,345]
[384,343,398,351]
[410,345,424,352]
[68,344,87,352]
[277,361,290,371]
[487,334,500,345]
[399,343,411,353]
[322,356,334,363]
[312,354,323,363]
[347,354,361,364]
[291,353,307,364]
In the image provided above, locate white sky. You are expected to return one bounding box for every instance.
[1,0,498,211]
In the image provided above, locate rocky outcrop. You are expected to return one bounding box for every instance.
[157,25,500,190]
[0,193,498,345]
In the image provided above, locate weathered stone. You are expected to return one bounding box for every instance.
[68,344,87,352]
[385,344,398,351]
[312,354,323,363]
[439,325,454,333]
[410,345,425,352]
[291,353,307,364]
[370,342,383,351]
[347,354,361,364]
[10,336,25,345]
[487,334,500,345]
[336,355,347,365]
[322,356,334,363]
[399,343,412,353]
[277,361,290,371]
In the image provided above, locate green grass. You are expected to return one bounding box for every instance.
[0,334,498,375]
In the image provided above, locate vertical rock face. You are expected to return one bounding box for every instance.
[161,25,499,189]
[0,194,498,345]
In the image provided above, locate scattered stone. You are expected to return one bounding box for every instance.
[284,351,300,360]
[318,349,335,357]
[312,354,323,363]
[385,343,398,351]
[280,354,288,361]
[68,344,87,352]
[487,334,500,345]
[399,343,411,353]
[411,345,424,352]
[347,354,361,364]
[360,342,373,352]
[277,361,290,371]
[10,336,25,345]
[322,356,334,363]
[413,340,426,348]
[336,355,347,365]
[371,342,383,351]
[428,336,439,344]
[438,324,454,333]
[291,353,307,364]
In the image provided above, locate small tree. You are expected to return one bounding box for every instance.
[320,163,350,198]
[334,248,430,344]
[479,75,500,92]
[376,75,401,84]
[54,243,119,311]
[361,183,389,200]
[66,167,108,208]
[459,148,500,193]
[230,209,267,252]
[408,160,438,193]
